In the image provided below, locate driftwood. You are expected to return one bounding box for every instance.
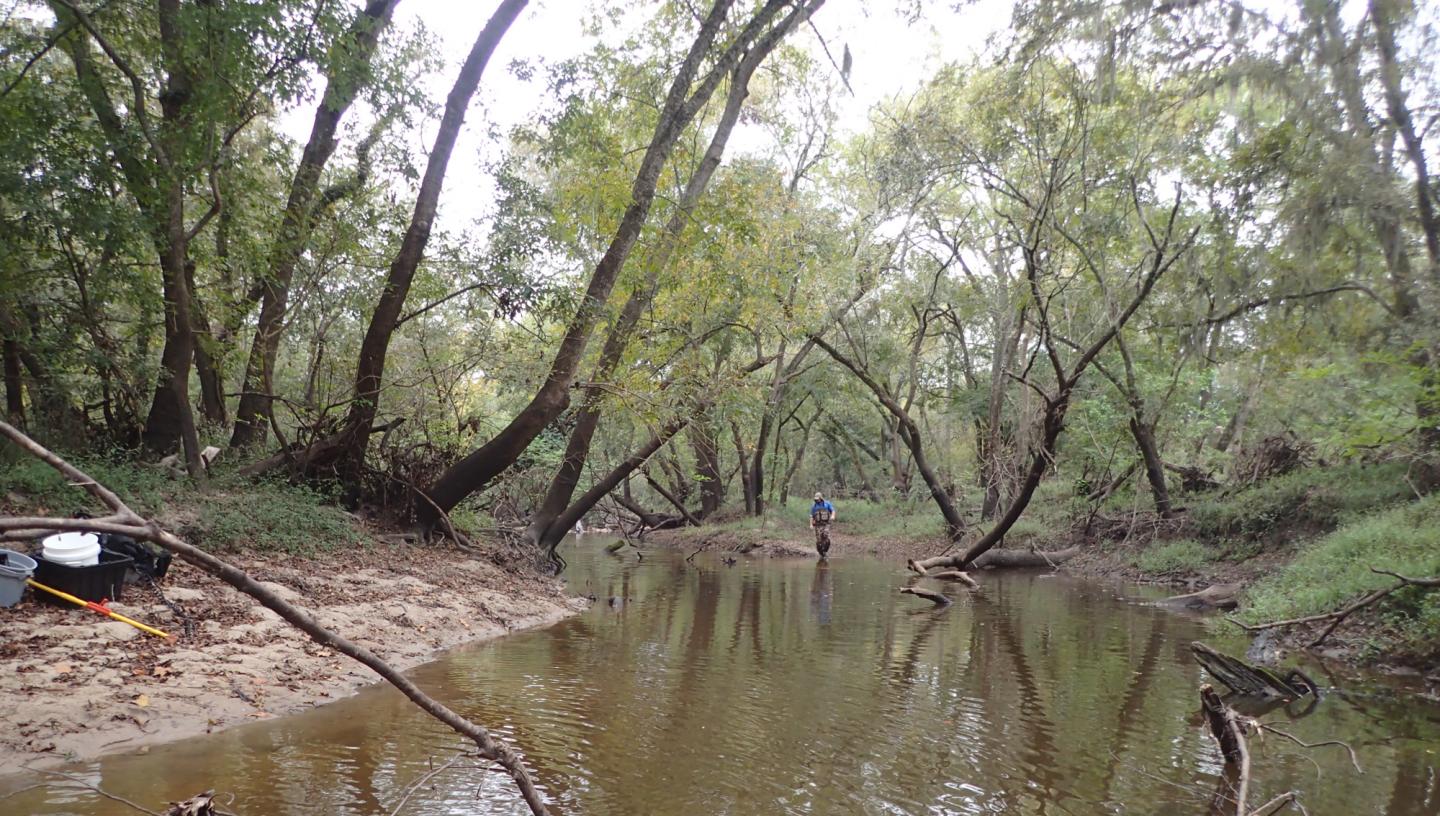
[166,791,216,816]
[900,586,951,606]
[0,421,552,816]
[1191,642,1316,700]
[1159,583,1240,610]
[907,545,1080,575]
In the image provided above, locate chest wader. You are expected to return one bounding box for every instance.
[813,508,832,557]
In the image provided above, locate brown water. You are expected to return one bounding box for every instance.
[5,542,1440,815]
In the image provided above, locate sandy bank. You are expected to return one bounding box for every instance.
[0,542,585,771]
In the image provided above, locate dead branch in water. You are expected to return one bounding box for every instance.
[1228,567,1440,648]
[0,421,551,816]
[926,570,979,588]
[1253,723,1363,774]
[900,586,952,606]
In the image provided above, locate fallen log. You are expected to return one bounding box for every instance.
[900,586,951,606]
[1159,583,1240,610]
[1190,642,1316,700]
[907,545,1080,575]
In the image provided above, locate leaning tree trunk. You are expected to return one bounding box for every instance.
[230,0,400,449]
[519,0,811,545]
[327,0,528,484]
[538,355,776,554]
[811,334,967,539]
[424,0,811,526]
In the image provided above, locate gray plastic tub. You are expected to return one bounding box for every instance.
[0,549,37,607]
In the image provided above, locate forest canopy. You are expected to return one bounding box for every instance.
[1,0,1437,568]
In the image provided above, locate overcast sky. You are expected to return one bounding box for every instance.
[278,0,1012,232]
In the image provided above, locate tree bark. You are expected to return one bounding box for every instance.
[230,0,401,448]
[186,262,228,425]
[425,0,811,523]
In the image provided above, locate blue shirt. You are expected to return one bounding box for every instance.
[810,500,834,519]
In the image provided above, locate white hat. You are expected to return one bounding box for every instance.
[814,492,824,501]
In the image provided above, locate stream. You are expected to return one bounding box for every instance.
[7,540,1440,815]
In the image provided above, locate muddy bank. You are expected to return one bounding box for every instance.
[0,542,585,771]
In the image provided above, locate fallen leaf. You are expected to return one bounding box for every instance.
[152,666,170,677]
[133,694,150,708]
[53,662,73,674]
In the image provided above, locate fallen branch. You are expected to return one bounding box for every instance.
[925,570,979,588]
[25,767,161,816]
[1254,723,1363,774]
[0,421,551,816]
[1229,567,1440,648]
[900,585,951,606]
[387,752,470,816]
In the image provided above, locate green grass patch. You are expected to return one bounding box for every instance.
[0,451,363,555]
[1185,461,1414,541]
[1240,494,1440,657]
[1130,538,1215,574]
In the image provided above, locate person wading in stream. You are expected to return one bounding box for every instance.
[809,492,836,558]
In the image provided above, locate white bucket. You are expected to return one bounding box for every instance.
[41,532,102,567]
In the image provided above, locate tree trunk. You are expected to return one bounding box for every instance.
[1129,417,1173,517]
[186,262,228,425]
[731,420,756,515]
[3,339,23,425]
[426,0,811,524]
[325,0,527,483]
[231,0,400,448]
[140,189,204,477]
[690,409,723,518]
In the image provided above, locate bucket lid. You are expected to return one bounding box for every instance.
[42,532,101,552]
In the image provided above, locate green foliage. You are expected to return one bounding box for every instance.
[1241,495,1440,656]
[1185,462,1415,541]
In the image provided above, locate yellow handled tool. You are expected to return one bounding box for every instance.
[27,579,173,639]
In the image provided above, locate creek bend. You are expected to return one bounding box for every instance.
[7,540,1439,815]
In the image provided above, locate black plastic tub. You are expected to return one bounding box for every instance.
[33,548,134,605]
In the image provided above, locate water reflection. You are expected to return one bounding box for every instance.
[6,542,1440,815]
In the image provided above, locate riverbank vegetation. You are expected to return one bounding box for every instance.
[3,0,1439,682]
